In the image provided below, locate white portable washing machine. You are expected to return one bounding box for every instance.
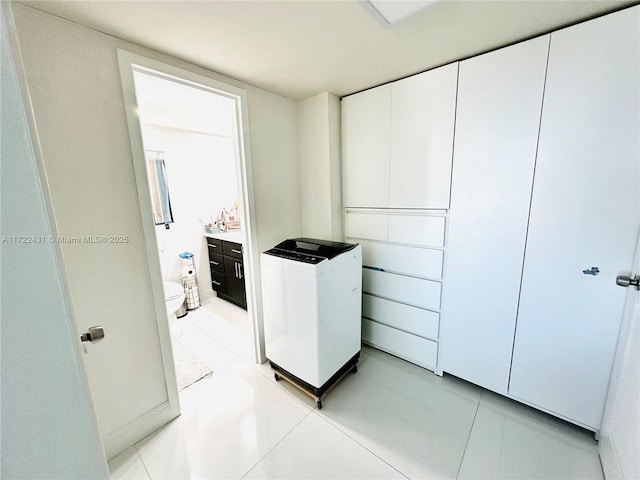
[261,238,362,408]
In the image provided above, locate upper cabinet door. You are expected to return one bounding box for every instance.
[440,36,549,394]
[389,64,458,209]
[509,6,640,430]
[342,85,391,208]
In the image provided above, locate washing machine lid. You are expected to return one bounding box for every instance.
[163,281,184,301]
[263,238,357,264]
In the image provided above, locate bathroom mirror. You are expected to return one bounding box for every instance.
[145,150,174,226]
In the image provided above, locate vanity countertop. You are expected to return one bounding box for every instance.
[204,230,243,245]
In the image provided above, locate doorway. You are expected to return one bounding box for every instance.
[118,51,262,394]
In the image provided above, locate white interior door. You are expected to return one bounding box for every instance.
[508,7,640,430]
[2,9,108,476]
[599,233,640,479]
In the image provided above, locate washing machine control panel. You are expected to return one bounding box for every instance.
[263,248,325,264]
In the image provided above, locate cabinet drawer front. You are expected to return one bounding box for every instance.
[362,268,441,311]
[206,238,222,248]
[223,241,243,259]
[388,215,445,247]
[362,318,438,371]
[208,253,225,274]
[363,294,439,340]
[345,212,388,241]
[210,271,227,293]
[207,242,222,256]
[358,240,443,279]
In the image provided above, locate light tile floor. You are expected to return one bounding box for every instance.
[109,297,604,480]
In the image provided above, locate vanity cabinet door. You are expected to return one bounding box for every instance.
[222,255,246,309]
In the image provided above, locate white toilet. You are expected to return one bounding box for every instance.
[164,281,185,340]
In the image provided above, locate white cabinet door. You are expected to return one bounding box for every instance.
[509,7,639,430]
[342,85,391,208]
[388,64,458,209]
[440,36,549,394]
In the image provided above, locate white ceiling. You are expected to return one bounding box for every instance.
[20,0,635,100]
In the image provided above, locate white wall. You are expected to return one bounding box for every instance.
[298,92,343,240]
[11,2,302,453]
[0,10,108,478]
[141,124,238,300]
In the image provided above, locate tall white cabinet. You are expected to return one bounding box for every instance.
[440,35,550,394]
[342,64,458,371]
[441,6,639,430]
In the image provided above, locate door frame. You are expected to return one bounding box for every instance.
[117,51,263,368]
[117,49,265,362]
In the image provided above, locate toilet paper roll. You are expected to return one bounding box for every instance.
[182,265,196,277]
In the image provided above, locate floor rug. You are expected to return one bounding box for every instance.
[173,341,213,391]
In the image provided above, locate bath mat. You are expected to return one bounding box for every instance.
[172,341,213,391]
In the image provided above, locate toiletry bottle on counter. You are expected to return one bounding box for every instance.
[217,210,226,232]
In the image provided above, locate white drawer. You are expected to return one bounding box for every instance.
[362,318,438,371]
[388,215,445,247]
[357,240,443,279]
[363,294,439,340]
[345,212,387,241]
[345,211,446,247]
[362,268,441,311]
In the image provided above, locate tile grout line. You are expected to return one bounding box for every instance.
[309,409,411,480]
[187,316,247,368]
[455,391,483,480]
[133,444,153,480]
[240,350,405,478]
[239,409,314,480]
[302,351,412,479]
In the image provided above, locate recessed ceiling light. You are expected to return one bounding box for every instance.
[367,0,439,24]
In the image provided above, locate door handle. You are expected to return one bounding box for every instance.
[210,261,219,266]
[616,274,640,290]
[212,280,221,286]
[232,249,242,254]
[239,263,243,280]
[80,325,105,343]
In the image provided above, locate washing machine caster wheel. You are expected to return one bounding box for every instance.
[317,399,323,409]
[274,373,280,381]
[351,365,358,374]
